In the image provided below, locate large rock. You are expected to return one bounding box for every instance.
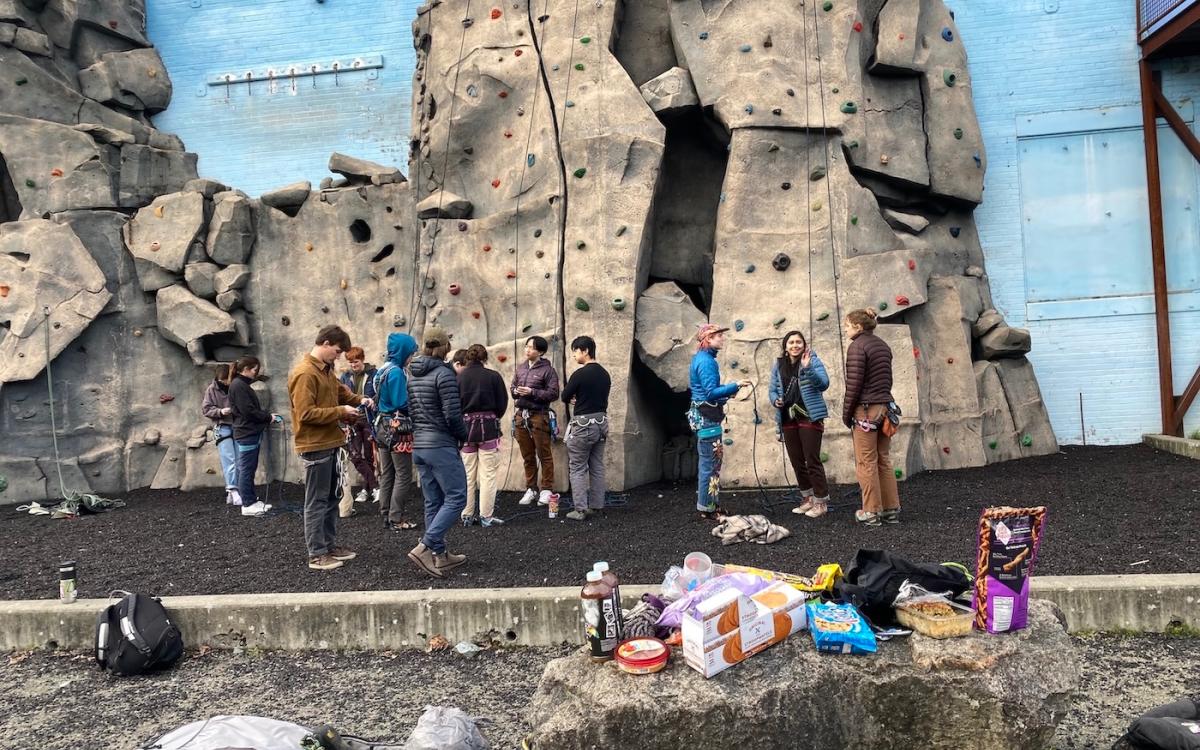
[79,48,172,113]
[634,282,706,392]
[978,324,1032,360]
[259,181,311,213]
[415,189,472,219]
[154,284,235,363]
[213,264,249,295]
[0,219,111,383]
[116,143,198,207]
[640,67,700,114]
[124,191,206,273]
[184,261,219,299]
[327,152,405,186]
[527,600,1078,750]
[205,193,255,265]
[0,114,119,217]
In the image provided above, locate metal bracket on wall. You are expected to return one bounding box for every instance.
[205,54,384,87]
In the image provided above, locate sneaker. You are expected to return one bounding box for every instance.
[330,546,357,561]
[435,551,467,572]
[537,490,558,506]
[855,509,882,527]
[407,543,445,579]
[804,499,829,518]
[308,554,344,571]
[565,510,587,521]
[792,498,814,515]
[481,516,505,527]
[371,488,380,504]
[354,489,368,504]
[518,488,537,506]
[698,507,726,521]
[880,509,901,525]
[241,501,270,517]
[461,515,478,527]
[226,488,242,506]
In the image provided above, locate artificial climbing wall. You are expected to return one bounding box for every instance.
[147,0,423,196]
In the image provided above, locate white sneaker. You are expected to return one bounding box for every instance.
[354,489,368,504]
[371,488,380,504]
[538,490,558,506]
[519,488,537,506]
[226,489,242,507]
[241,501,270,517]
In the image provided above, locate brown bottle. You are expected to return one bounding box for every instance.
[593,561,624,642]
[581,570,616,662]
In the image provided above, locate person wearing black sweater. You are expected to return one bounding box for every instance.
[562,336,611,521]
[228,356,280,517]
[457,344,509,527]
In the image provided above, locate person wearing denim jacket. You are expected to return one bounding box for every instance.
[768,330,831,517]
[688,323,751,519]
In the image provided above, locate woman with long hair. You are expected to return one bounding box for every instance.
[201,363,240,506]
[457,344,509,527]
[768,330,831,517]
[841,308,901,527]
[227,356,279,518]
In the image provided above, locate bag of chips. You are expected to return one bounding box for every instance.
[806,600,877,654]
[973,506,1047,633]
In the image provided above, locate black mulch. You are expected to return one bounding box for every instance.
[2,445,1197,600]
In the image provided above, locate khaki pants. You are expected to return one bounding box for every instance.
[515,411,555,491]
[852,404,901,514]
[462,447,500,519]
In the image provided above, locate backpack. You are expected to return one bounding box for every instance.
[95,591,184,676]
[832,549,971,626]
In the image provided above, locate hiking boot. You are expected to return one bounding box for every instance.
[565,509,587,521]
[354,489,368,504]
[308,554,344,571]
[538,490,558,506]
[241,501,270,517]
[435,551,467,572]
[481,516,505,527]
[519,488,537,505]
[855,509,882,527]
[804,498,829,518]
[791,497,814,515]
[407,543,445,579]
[330,546,357,561]
[880,509,901,525]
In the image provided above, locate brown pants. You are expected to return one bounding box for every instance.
[782,422,828,498]
[852,404,901,514]
[515,411,555,491]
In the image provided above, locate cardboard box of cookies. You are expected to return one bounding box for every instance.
[682,582,808,678]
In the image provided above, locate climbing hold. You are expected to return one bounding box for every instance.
[894,468,903,479]
[786,88,795,97]
[552,64,560,71]
[729,361,739,369]
[699,31,709,40]
[0,285,8,298]
[850,215,858,226]
[947,357,954,364]
[341,278,348,290]
[149,241,161,252]
[574,63,585,71]
[527,153,536,167]
[490,7,501,19]
[470,311,480,320]
[615,225,627,237]
[466,84,478,97]
[504,129,513,138]
[942,446,951,454]
[847,140,859,149]
[853,21,863,32]
[50,168,63,178]
[912,346,920,359]
[953,127,963,140]
[744,104,754,114]
[282,316,291,326]
[506,270,517,279]
[810,166,827,181]
[533,229,543,238]
[497,353,509,363]
[763,34,773,48]
[458,222,468,231]
[535,250,544,258]
[822,1,833,10]
[941,27,954,42]
[895,295,910,306]
[576,240,586,250]
[724,438,734,446]
[907,259,916,270]
[611,298,627,311]
[772,108,782,116]
[514,49,523,56]
[580,36,591,44]
[720,193,726,203]
[943,70,957,87]
[831,87,839,93]
[24,178,35,188]
[878,302,888,311]
[565,100,575,108]
[159,393,175,404]
[393,314,406,328]
[1021,434,1033,447]
[305,242,314,252]
[449,283,462,296]
[811,199,823,211]
[773,316,786,327]
[973,152,982,167]
[817,312,830,321]
[772,253,791,272]
[521,321,532,332]
[988,440,998,449]
[949,226,961,238]
[574,297,591,312]
[819,451,830,463]
[463,17,474,28]
[491,179,501,188]
[745,264,755,273]
[498,90,508,98]
[880,154,891,165]
[840,101,857,114]
[573,167,587,178]
[154,204,164,218]
[482,243,492,252]
[739,44,752,52]
[734,320,745,332]
[781,181,791,190]
[15,77,28,86]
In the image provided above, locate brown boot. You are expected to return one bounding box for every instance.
[435,551,467,572]
[407,543,445,579]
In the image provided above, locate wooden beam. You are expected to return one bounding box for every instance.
[1174,364,1200,433]
[1140,61,1178,435]
[1140,0,1200,58]
[1151,87,1200,164]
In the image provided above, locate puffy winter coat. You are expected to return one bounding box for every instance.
[407,354,468,449]
[768,352,830,425]
[688,348,739,405]
[842,331,894,426]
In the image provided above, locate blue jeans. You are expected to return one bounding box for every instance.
[235,436,262,507]
[413,446,468,554]
[216,425,238,489]
[695,422,724,511]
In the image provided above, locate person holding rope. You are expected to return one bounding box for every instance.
[841,308,902,527]
[457,344,508,527]
[511,335,561,508]
[337,347,380,516]
[768,330,832,518]
[374,333,420,533]
[287,325,372,571]
[201,363,240,507]
[562,336,611,522]
[689,324,751,521]
[229,356,282,518]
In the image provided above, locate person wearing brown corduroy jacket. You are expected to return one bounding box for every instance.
[842,308,901,527]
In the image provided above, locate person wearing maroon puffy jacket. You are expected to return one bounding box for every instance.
[510,335,561,507]
[842,308,902,527]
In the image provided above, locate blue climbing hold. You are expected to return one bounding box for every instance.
[734,320,745,332]
[739,43,752,52]
[466,84,479,97]
[565,100,575,108]
[941,27,954,42]
[744,104,754,114]
[527,153,536,167]
[745,264,755,273]
[730,360,739,369]
[699,31,709,40]
[720,192,726,203]
[973,152,982,167]
[949,226,961,238]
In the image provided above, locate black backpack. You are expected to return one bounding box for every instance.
[832,549,972,626]
[94,591,184,676]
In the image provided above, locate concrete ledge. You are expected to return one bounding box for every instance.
[2,576,1197,652]
[1144,433,1200,460]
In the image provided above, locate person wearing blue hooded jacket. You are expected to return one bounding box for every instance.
[768,330,832,518]
[688,323,751,519]
[373,332,420,531]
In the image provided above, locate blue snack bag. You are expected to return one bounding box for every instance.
[806,600,877,654]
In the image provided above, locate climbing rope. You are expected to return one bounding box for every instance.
[801,7,815,342]
[810,0,846,360]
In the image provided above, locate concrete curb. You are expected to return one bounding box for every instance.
[1144,433,1200,460]
[2,575,1197,652]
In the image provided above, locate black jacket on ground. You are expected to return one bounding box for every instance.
[407,355,468,449]
[458,361,508,418]
[229,374,271,440]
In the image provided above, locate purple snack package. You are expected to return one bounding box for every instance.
[973,507,1047,634]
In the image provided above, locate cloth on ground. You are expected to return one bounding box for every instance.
[711,514,791,545]
[1114,695,1200,750]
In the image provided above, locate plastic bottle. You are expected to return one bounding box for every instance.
[593,561,624,641]
[581,570,617,662]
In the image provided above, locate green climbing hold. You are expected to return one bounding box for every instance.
[943,69,957,87]
[822,1,833,10]
[573,167,587,178]
[850,215,858,225]
[724,438,734,446]
[847,140,859,149]
[878,302,888,311]
[574,63,585,71]
[894,468,903,479]
[819,451,830,463]
[580,36,591,44]
[840,101,857,114]
[810,166,827,181]
[988,440,998,449]
[15,78,27,86]
[522,321,532,332]
[817,312,830,321]
[24,178,35,188]
[576,240,586,249]
[953,128,964,140]
[773,316,786,327]
[611,298,626,311]
[1021,434,1033,447]
[574,297,590,312]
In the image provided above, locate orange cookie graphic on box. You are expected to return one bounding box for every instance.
[683,582,808,678]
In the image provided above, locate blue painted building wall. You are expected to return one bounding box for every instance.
[950,0,1200,444]
[147,0,424,197]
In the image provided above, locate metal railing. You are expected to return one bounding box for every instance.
[1138,0,1197,39]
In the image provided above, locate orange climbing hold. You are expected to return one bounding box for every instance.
[50,168,63,177]
[0,284,9,298]
[506,270,517,279]
[154,205,164,218]
[482,244,492,252]
[306,242,314,252]
[491,179,501,188]
[340,278,348,290]
[912,346,921,359]
[490,7,502,18]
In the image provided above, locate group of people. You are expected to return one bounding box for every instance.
[202,325,613,577]
[689,307,902,528]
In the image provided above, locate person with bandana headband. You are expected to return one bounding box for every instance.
[687,323,751,520]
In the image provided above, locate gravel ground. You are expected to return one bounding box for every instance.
[0,634,1195,750]
[2,445,1198,599]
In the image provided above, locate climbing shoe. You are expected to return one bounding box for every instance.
[880,509,901,525]
[518,488,537,506]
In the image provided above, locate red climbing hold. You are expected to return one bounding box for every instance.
[0,285,9,298]
[907,259,916,271]
[895,295,910,306]
[853,20,863,32]
[497,353,508,362]
[482,244,492,252]
[159,393,175,404]
[498,90,508,98]
[50,168,63,178]
[942,446,951,454]
[506,270,517,279]
[912,346,921,359]
[449,283,462,295]
[471,311,481,319]
[515,49,523,56]
[490,7,502,19]
[899,33,906,40]
[108,19,119,29]
[504,130,513,138]
[491,179,501,188]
